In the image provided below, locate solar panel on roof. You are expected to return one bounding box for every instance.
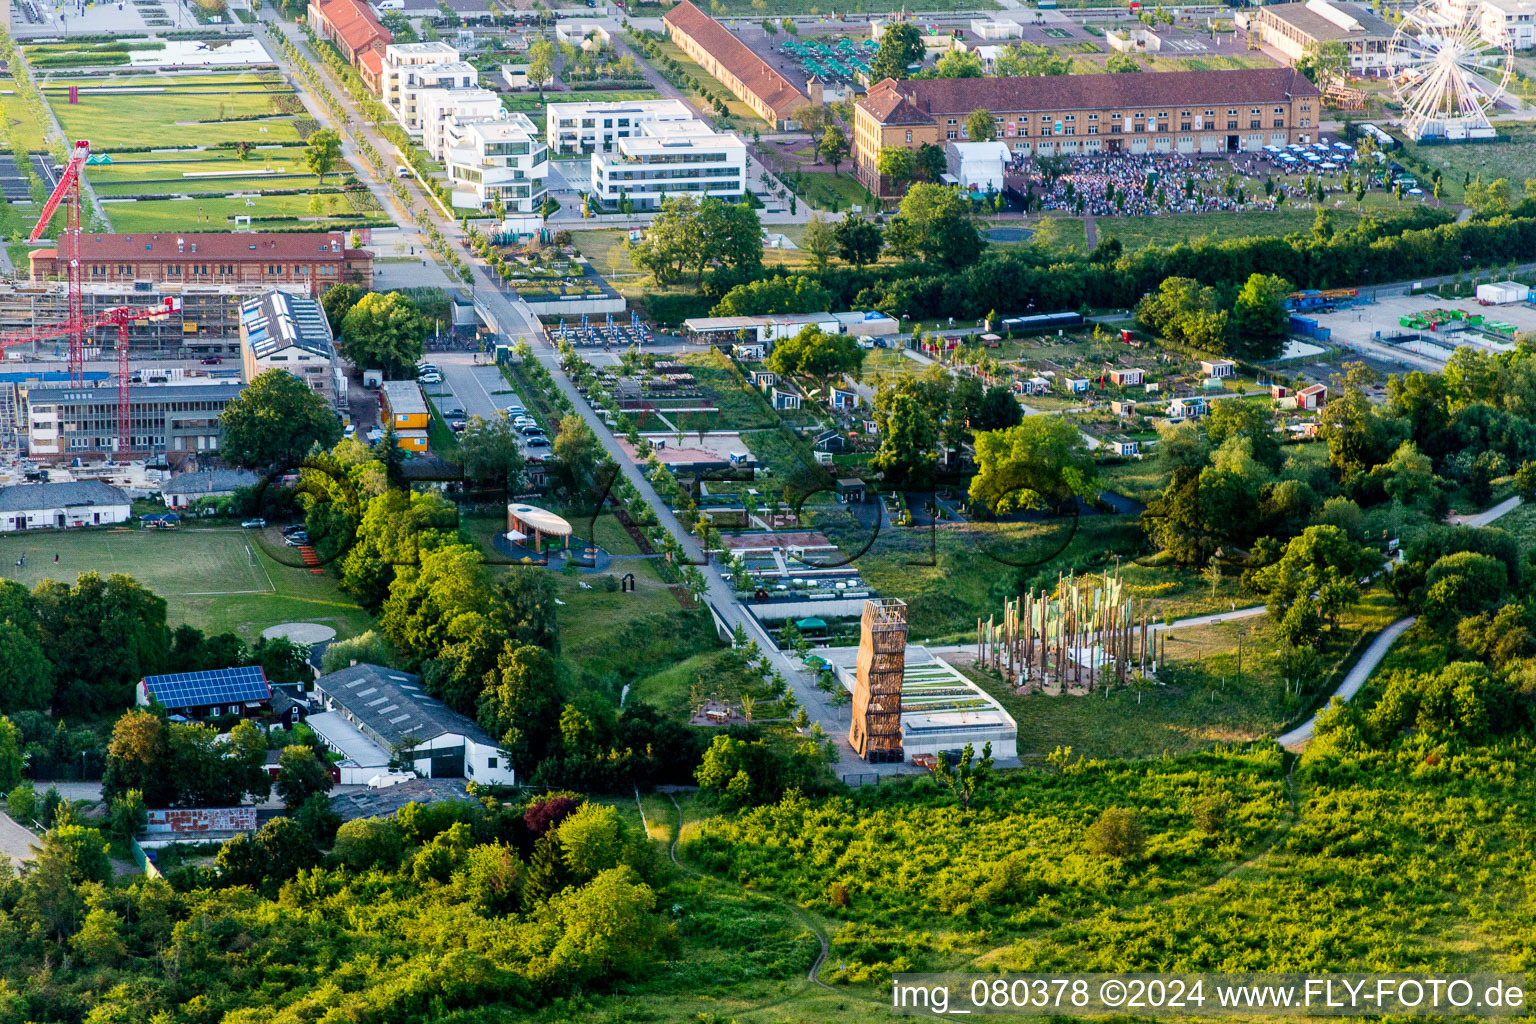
[141,665,271,709]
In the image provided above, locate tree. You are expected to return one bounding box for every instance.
[37,572,169,716]
[884,183,984,269]
[545,866,664,980]
[818,125,849,175]
[792,102,832,135]
[338,291,428,379]
[964,108,995,142]
[871,384,938,486]
[876,146,915,194]
[0,717,21,793]
[1136,277,1231,353]
[712,275,831,317]
[766,326,864,393]
[974,386,1024,431]
[553,413,601,483]
[834,217,883,267]
[303,128,342,184]
[969,417,1097,514]
[913,142,947,184]
[934,741,992,809]
[993,46,1069,76]
[276,744,333,809]
[869,22,923,82]
[936,49,984,78]
[1465,176,1513,215]
[219,369,342,469]
[0,620,50,714]
[102,709,172,806]
[1085,808,1146,859]
[333,816,404,872]
[459,415,527,487]
[802,216,838,272]
[320,283,362,335]
[479,642,561,770]
[1231,272,1292,360]
[528,39,556,97]
[1295,40,1349,86]
[1105,53,1141,72]
[1252,525,1378,637]
[107,788,147,843]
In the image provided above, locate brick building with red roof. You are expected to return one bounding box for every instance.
[663,0,807,128]
[308,0,392,84]
[852,68,1322,196]
[29,231,374,296]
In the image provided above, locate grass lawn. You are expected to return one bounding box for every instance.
[794,170,874,213]
[1091,207,1353,252]
[51,84,302,149]
[681,350,779,430]
[0,79,51,153]
[0,525,371,641]
[1403,126,1536,205]
[104,194,384,233]
[88,150,321,197]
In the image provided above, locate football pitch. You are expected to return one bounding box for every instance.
[0,527,372,641]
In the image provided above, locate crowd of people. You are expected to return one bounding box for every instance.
[1010,149,1366,218]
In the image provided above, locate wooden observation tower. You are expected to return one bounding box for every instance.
[850,598,907,763]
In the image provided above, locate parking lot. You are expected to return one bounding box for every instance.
[1313,292,1536,372]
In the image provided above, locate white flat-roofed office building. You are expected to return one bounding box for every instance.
[546,97,694,155]
[443,113,549,214]
[418,87,505,159]
[1477,0,1536,48]
[591,119,746,210]
[380,42,478,130]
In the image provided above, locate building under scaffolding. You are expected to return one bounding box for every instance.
[0,282,315,359]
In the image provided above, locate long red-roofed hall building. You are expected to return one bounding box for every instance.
[853,68,1322,196]
[29,231,374,297]
[663,0,807,129]
[308,0,392,90]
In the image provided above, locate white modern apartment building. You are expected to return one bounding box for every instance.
[419,87,505,159]
[443,112,549,214]
[380,42,478,131]
[1476,0,1536,47]
[590,119,746,210]
[545,97,694,155]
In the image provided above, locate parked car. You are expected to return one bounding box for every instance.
[201,356,223,365]
[519,424,545,436]
[241,518,266,528]
[285,535,309,547]
[512,416,536,429]
[419,371,443,384]
[525,437,551,450]
[450,419,467,432]
[282,524,307,536]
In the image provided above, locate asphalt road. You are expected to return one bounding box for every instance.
[0,812,37,865]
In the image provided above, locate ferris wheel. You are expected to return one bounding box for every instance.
[1389,0,1514,141]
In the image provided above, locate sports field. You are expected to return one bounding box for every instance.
[0,526,371,640]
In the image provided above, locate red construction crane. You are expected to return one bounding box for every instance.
[0,140,182,457]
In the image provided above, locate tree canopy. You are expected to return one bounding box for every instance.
[338,291,428,379]
[219,369,342,469]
